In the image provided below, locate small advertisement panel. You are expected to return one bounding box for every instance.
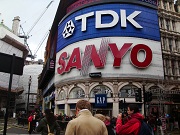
[95,94,107,107]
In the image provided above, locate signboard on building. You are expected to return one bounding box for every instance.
[55,1,163,82]
[95,94,107,107]
[0,52,24,75]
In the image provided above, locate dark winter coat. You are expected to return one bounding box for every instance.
[36,117,60,135]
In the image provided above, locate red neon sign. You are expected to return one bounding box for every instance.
[57,43,152,75]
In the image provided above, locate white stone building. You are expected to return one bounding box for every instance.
[16,61,43,113]
[0,17,28,116]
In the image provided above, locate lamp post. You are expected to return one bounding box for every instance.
[142,83,146,118]
[26,76,32,116]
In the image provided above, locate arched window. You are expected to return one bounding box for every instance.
[148,85,164,101]
[59,90,66,100]
[90,85,112,98]
[119,85,138,98]
[149,86,162,96]
[69,87,85,99]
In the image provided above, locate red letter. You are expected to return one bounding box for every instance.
[130,44,152,68]
[109,43,132,67]
[91,45,104,68]
[65,47,82,72]
[57,52,68,75]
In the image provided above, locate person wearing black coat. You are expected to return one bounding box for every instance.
[36,109,60,135]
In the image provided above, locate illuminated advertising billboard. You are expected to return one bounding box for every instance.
[55,2,163,81]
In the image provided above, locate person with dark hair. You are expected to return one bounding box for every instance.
[36,109,60,135]
[116,104,144,135]
[65,99,108,135]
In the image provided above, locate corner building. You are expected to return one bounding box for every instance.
[49,0,180,117]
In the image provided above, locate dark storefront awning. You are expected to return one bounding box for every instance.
[38,58,55,89]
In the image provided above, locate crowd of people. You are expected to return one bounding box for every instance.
[15,99,179,135]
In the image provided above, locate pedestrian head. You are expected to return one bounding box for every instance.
[127,104,139,115]
[75,99,91,115]
[44,109,55,125]
[94,114,106,122]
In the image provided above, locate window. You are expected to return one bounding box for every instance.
[158,0,161,7]
[163,37,167,50]
[69,87,85,99]
[160,17,164,28]
[163,2,167,9]
[168,38,172,52]
[90,85,112,98]
[149,86,162,97]
[119,85,138,98]
[164,59,169,75]
[171,60,175,75]
[169,3,172,11]
[175,40,178,51]
[59,90,66,100]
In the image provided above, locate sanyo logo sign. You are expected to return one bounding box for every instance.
[62,9,143,38]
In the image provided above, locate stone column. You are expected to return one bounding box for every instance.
[113,102,119,117]
[65,103,70,116]
[85,82,90,100]
[166,38,170,51]
[112,81,119,117]
[170,19,173,32]
[167,1,170,11]
[164,59,167,75]
[175,61,180,76]
[172,1,175,12]
[168,59,173,76]
[159,0,163,9]
[163,18,167,30]
[172,37,176,52]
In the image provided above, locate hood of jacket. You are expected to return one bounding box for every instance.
[130,113,144,120]
[77,109,92,117]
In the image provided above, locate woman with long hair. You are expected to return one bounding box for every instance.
[36,109,60,135]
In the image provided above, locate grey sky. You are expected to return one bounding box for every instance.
[0,0,60,60]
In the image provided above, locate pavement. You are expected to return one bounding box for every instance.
[0,118,179,135]
[0,118,65,135]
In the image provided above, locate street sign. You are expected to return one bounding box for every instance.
[0,52,24,75]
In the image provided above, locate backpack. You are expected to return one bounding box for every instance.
[138,120,154,135]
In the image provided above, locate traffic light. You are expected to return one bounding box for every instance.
[135,88,142,102]
[144,92,152,102]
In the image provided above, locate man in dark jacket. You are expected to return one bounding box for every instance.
[116,104,144,135]
[36,109,60,135]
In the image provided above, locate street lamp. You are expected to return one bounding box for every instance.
[26,76,32,115]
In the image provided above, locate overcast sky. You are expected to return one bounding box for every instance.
[0,0,60,60]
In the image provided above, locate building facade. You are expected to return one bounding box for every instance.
[0,17,28,116]
[40,0,180,118]
[16,60,43,113]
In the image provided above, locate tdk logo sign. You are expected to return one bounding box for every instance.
[62,20,75,38]
[62,9,143,39]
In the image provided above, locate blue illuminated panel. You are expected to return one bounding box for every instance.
[57,3,160,52]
